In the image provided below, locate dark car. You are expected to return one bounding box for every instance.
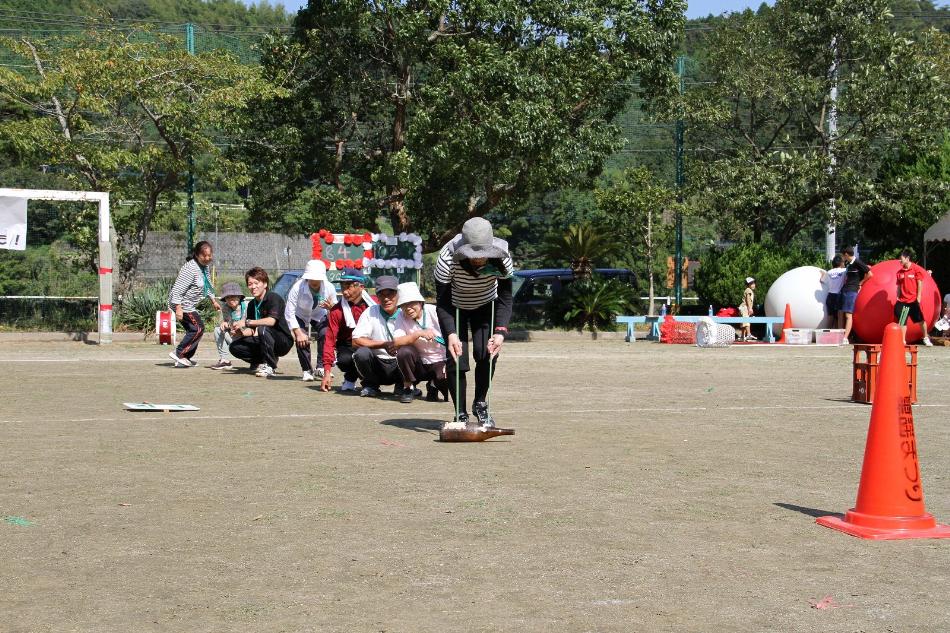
[512,268,636,323]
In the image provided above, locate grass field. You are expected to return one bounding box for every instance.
[1,339,948,632]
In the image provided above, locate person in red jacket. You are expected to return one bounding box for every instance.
[320,268,374,392]
[894,249,933,346]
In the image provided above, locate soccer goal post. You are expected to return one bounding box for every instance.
[0,188,114,344]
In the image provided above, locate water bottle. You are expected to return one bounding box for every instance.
[708,304,714,316]
[660,303,667,317]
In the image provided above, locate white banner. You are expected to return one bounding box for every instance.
[0,196,27,250]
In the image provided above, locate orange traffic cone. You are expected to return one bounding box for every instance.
[816,323,950,539]
[777,303,792,344]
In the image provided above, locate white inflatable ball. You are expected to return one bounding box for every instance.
[763,265,833,329]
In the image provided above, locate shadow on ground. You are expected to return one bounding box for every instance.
[774,502,843,519]
[380,418,443,434]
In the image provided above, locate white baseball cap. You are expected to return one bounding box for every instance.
[302,259,327,281]
[745,277,755,284]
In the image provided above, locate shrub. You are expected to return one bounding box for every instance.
[693,241,825,309]
[546,275,634,331]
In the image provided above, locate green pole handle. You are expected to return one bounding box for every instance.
[455,306,460,422]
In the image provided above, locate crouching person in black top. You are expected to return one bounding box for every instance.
[228,267,293,378]
[435,217,514,429]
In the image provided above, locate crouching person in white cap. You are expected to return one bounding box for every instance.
[435,217,514,428]
[391,281,448,404]
[351,275,403,397]
[284,259,336,381]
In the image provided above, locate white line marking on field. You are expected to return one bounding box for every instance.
[2,403,947,425]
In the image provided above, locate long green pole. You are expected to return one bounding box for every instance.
[674,55,685,308]
[185,23,197,255]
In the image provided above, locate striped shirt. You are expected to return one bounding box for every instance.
[434,237,513,310]
[168,259,214,312]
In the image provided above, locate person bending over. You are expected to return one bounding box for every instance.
[320,268,373,394]
[284,259,336,382]
[435,217,513,429]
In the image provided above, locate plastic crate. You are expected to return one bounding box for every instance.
[815,328,846,345]
[784,328,813,345]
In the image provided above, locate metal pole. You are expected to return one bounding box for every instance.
[674,55,685,308]
[185,23,196,255]
[825,37,838,262]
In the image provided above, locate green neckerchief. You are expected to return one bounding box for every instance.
[251,297,262,321]
[379,307,400,342]
[415,306,445,345]
[199,265,214,296]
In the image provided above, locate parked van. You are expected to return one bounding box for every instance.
[512,268,636,323]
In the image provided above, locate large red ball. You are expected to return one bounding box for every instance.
[853,259,941,344]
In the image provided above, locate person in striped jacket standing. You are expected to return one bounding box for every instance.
[435,217,514,429]
[168,240,220,367]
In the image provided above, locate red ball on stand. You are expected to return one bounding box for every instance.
[853,259,941,344]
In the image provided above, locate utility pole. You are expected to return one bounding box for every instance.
[185,22,197,256]
[674,55,685,308]
[825,37,838,262]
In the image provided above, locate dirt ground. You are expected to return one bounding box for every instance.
[0,338,948,632]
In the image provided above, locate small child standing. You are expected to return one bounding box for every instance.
[739,276,756,341]
[210,282,246,370]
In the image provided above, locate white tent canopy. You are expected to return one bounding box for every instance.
[924,212,950,267]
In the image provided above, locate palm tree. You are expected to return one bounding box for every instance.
[543,223,618,280]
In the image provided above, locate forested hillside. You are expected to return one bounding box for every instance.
[0,0,292,28]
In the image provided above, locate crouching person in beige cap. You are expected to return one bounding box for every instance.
[435,216,514,428]
[391,282,448,404]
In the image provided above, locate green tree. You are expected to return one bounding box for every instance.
[0,25,277,287]
[240,0,685,249]
[596,167,677,314]
[693,241,824,308]
[677,0,949,245]
[542,223,618,280]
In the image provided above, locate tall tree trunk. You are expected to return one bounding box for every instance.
[388,61,411,233]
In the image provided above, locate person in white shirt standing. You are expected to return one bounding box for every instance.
[283,259,337,381]
[392,282,448,404]
[352,275,402,397]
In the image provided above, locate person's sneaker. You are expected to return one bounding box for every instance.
[302,370,316,382]
[339,380,358,393]
[472,401,495,429]
[360,385,381,398]
[315,367,326,379]
[399,387,415,404]
[255,365,275,378]
[746,334,757,341]
[210,359,232,370]
[168,351,192,367]
[923,338,934,347]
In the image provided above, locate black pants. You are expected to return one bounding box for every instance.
[334,343,359,383]
[396,345,448,389]
[228,326,293,369]
[294,315,328,372]
[176,311,204,360]
[446,302,497,412]
[353,346,400,388]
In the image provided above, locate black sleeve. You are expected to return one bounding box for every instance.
[494,277,513,329]
[262,292,285,321]
[436,281,457,337]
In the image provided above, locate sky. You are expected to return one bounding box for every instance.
[259,1,776,20]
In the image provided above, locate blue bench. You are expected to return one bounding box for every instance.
[616,315,785,343]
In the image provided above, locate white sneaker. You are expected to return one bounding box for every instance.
[315,367,326,379]
[923,338,933,347]
[168,351,193,367]
[302,370,315,382]
[256,365,275,378]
